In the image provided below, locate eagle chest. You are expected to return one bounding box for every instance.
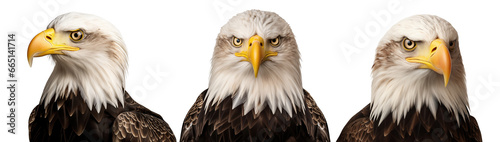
[195,97,313,142]
[29,93,126,142]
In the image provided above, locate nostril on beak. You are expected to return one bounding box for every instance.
[46,36,52,40]
[431,47,437,53]
[260,43,263,46]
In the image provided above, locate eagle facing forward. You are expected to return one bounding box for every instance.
[337,15,482,141]
[27,13,176,142]
[180,10,330,142]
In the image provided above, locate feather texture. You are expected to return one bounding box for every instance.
[181,89,329,142]
[337,104,482,142]
[30,91,176,142]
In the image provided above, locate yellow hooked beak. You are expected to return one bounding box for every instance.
[27,28,80,67]
[235,35,278,77]
[406,39,452,86]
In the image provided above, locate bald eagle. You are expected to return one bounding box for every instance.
[337,15,482,141]
[27,13,176,142]
[180,10,330,142]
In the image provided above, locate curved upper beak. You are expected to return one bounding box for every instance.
[406,39,452,86]
[235,35,278,77]
[27,28,79,67]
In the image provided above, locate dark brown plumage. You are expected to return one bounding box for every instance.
[29,90,176,142]
[181,89,329,142]
[337,104,481,142]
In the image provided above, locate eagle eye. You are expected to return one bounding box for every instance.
[270,36,280,47]
[70,30,84,41]
[232,37,243,47]
[402,37,416,51]
[449,40,456,51]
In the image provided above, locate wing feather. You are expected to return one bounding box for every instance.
[303,90,330,141]
[468,116,482,142]
[180,89,207,142]
[112,111,176,142]
[337,104,374,142]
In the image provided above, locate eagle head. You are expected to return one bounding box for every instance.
[206,10,304,117]
[370,15,468,124]
[27,12,127,112]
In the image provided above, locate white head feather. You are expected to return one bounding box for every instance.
[40,13,127,112]
[370,15,469,124]
[206,10,304,117]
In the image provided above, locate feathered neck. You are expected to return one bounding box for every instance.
[206,55,304,117]
[41,54,126,112]
[370,65,469,125]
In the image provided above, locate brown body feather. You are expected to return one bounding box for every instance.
[181,89,330,142]
[29,90,176,142]
[337,104,482,142]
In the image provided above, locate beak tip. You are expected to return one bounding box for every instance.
[28,56,33,67]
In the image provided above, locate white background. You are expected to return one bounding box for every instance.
[1,0,499,141]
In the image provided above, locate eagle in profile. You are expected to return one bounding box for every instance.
[180,10,330,142]
[27,12,176,142]
[337,15,482,142]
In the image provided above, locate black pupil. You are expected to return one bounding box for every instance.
[236,38,240,43]
[449,41,453,46]
[406,40,413,47]
[73,32,80,39]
